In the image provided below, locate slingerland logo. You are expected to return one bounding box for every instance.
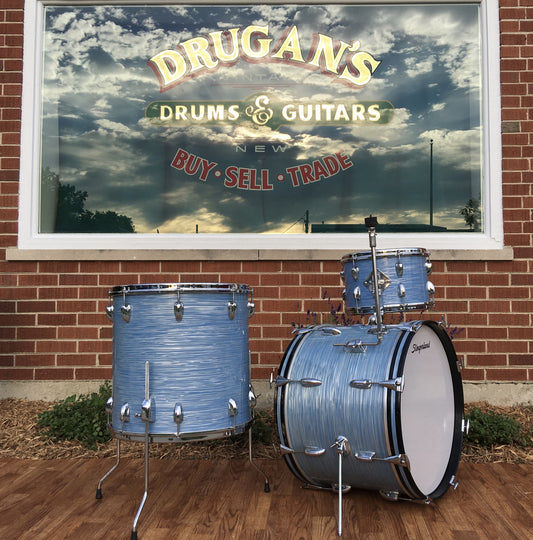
[146,93,394,129]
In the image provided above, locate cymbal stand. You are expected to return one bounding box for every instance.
[365,215,384,337]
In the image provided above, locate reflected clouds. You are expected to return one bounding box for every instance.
[41,3,482,234]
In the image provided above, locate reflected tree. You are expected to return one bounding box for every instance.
[41,167,135,233]
[459,198,481,231]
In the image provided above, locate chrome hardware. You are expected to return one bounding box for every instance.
[294,326,314,335]
[336,339,366,352]
[249,386,257,408]
[174,301,184,321]
[320,327,342,335]
[301,483,351,493]
[398,283,406,298]
[331,435,351,537]
[247,301,255,317]
[275,376,322,387]
[354,451,410,469]
[227,301,237,320]
[247,288,255,317]
[334,330,384,352]
[140,398,152,422]
[340,270,345,282]
[228,398,238,416]
[105,396,113,415]
[331,435,351,457]
[351,266,359,280]
[173,403,183,436]
[342,289,346,301]
[380,491,433,505]
[363,269,391,295]
[462,418,470,434]
[457,357,465,371]
[105,304,114,320]
[407,321,424,332]
[425,260,433,274]
[395,261,403,277]
[228,398,238,431]
[121,304,132,322]
[427,281,435,295]
[450,475,459,490]
[120,290,131,322]
[353,286,361,301]
[173,403,183,425]
[280,444,326,457]
[120,403,130,424]
[350,376,404,392]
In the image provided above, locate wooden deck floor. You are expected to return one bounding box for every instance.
[0,457,531,539]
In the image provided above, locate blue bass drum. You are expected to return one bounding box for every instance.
[107,283,254,442]
[276,321,464,502]
[341,248,435,314]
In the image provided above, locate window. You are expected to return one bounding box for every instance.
[19,0,502,252]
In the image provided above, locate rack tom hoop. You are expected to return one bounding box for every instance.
[341,248,434,314]
[276,320,464,502]
[106,283,255,442]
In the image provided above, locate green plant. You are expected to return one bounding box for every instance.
[36,381,112,450]
[465,407,532,449]
[251,409,273,445]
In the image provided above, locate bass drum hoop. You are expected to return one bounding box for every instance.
[276,330,311,485]
[388,320,464,500]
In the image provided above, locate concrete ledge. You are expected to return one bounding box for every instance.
[1,380,531,407]
[462,382,532,406]
[6,246,514,261]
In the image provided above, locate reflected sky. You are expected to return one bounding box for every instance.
[40,3,482,234]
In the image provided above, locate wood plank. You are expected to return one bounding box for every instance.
[0,458,531,539]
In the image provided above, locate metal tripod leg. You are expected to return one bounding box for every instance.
[331,436,350,537]
[95,438,121,499]
[131,361,152,540]
[248,427,270,492]
[131,425,149,540]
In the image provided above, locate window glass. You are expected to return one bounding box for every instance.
[39,3,483,236]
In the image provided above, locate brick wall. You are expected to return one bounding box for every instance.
[0,1,532,389]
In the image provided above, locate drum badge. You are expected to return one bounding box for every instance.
[363,269,392,295]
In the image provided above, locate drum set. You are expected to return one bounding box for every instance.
[96,216,466,538]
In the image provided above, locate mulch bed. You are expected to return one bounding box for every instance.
[0,399,531,463]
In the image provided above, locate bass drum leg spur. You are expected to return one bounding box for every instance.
[276,320,465,503]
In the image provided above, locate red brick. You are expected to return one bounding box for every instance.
[17,326,56,340]
[0,368,33,380]
[467,354,507,366]
[509,354,533,366]
[16,354,55,367]
[486,368,528,381]
[36,341,77,353]
[78,340,111,353]
[37,313,77,326]
[462,368,485,381]
[57,354,97,367]
[75,367,112,380]
[58,327,99,340]
[260,273,299,286]
[35,368,74,380]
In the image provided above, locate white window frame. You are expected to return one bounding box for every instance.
[17,0,503,254]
